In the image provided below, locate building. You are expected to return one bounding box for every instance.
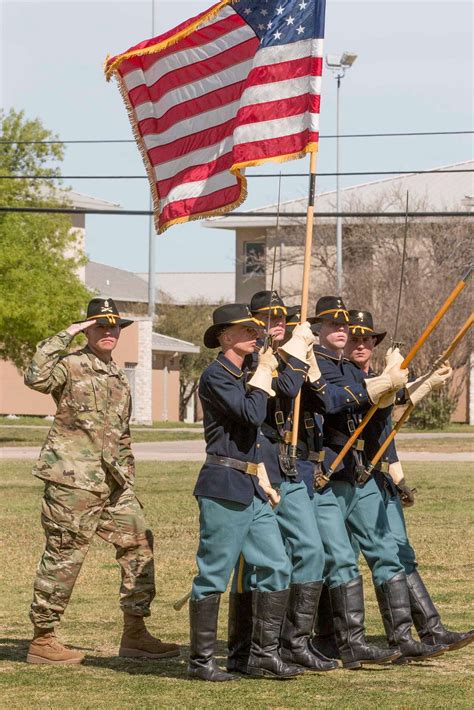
[0,192,199,424]
[203,159,473,302]
[86,262,199,423]
[203,160,473,423]
[136,271,235,305]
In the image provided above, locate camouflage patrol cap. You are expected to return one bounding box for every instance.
[75,298,133,329]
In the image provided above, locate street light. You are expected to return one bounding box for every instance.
[325,51,358,294]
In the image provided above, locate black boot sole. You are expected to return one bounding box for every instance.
[188,672,240,682]
[423,635,474,653]
[280,651,339,672]
[246,667,303,680]
[342,650,401,670]
[394,647,446,665]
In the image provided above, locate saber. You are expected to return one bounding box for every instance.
[393,190,409,347]
[320,264,473,482]
[173,590,191,612]
[263,172,283,352]
[362,312,474,479]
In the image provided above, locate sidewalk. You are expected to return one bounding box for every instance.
[1,440,472,463]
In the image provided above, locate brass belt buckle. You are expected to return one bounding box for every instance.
[355,439,364,452]
[380,461,390,473]
[246,462,258,476]
[275,411,285,427]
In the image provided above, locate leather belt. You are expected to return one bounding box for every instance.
[205,454,258,476]
[325,426,365,452]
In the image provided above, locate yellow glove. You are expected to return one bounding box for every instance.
[256,463,281,507]
[389,462,416,507]
[279,321,315,363]
[247,348,278,396]
[385,346,405,369]
[406,363,453,406]
[377,389,397,409]
[307,347,322,383]
[365,355,409,405]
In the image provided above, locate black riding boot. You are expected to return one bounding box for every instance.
[188,594,240,681]
[375,572,447,663]
[246,589,305,679]
[407,570,474,652]
[310,582,340,660]
[330,576,401,669]
[227,591,252,674]
[280,582,338,671]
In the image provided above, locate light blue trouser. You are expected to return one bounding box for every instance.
[328,477,405,587]
[312,484,360,588]
[192,495,292,600]
[351,484,417,575]
[231,480,326,592]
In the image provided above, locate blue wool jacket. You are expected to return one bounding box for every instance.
[194,352,269,505]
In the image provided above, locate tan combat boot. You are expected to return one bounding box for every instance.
[27,628,85,665]
[119,613,180,659]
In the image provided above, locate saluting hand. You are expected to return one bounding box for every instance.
[66,320,97,337]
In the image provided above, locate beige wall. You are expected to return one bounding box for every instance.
[450,365,468,423]
[152,354,180,421]
[113,322,139,367]
[0,360,56,416]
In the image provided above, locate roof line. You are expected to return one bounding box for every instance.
[208,159,474,218]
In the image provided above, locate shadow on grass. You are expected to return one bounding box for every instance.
[0,638,231,680]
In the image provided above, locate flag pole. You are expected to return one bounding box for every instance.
[289,149,318,461]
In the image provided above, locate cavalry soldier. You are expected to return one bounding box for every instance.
[344,309,474,654]
[227,292,337,675]
[189,303,303,681]
[308,296,447,665]
[24,298,179,664]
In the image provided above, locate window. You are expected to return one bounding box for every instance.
[243,241,265,275]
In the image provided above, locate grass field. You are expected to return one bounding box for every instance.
[0,427,203,446]
[0,461,473,709]
[0,417,202,428]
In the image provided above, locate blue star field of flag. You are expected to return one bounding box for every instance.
[233,0,326,48]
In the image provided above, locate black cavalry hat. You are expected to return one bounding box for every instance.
[204,304,264,349]
[250,290,288,317]
[285,305,301,334]
[75,297,133,329]
[348,310,386,345]
[308,296,349,325]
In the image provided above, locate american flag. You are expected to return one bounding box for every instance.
[105,0,326,233]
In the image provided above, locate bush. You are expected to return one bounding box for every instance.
[408,391,457,430]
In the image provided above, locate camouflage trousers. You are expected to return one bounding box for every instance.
[30,478,156,629]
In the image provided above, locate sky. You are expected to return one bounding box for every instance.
[1,0,473,274]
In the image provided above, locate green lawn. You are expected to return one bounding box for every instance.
[0,415,202,428]
[0,461,472,709]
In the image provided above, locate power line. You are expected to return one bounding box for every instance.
[0,130,473,145]
[1,169,472,180]
[0,206,471,218]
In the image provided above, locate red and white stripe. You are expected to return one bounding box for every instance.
[112,4,323,232]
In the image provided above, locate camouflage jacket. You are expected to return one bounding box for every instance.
[24,330,134,493]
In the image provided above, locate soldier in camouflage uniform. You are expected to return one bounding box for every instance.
[25,297,179,664]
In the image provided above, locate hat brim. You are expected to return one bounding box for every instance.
[74,316,133,329]
[349,326,386,345]
[308,313,349,325]
[203,318,263,349]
